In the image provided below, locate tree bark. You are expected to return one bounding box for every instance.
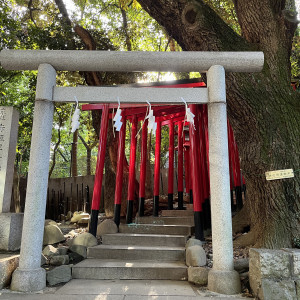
[138,0,300,248]
[78,133,96,176]
[145,132,153,199]
[49,110,63,178]
[49,127,61,178]
[71,129,78,177]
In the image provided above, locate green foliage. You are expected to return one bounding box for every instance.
[293,237,300,248]
[291,27,300,80]
[160,125,170,168]
[202,0,241,34]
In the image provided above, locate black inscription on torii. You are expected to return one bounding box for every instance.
[0,109,6,121]
[0,124,5,133]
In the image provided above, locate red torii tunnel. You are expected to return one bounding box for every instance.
[83,79,244,240]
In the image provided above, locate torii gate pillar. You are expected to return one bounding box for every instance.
[11,64,56,292]
[207,65,240,294]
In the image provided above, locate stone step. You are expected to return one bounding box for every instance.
[87,245,185,261]
[161,210,194,217]
[102,233,187,247]
[119,223,193,236]
[136,216,194,226]
[72,259,188,280]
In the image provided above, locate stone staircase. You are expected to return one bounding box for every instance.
[72,209,194,281]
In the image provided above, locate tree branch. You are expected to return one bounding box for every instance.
[78,132,89,150]
[120,7,132,51]
[138,0,249,52]
[54,0,72,26]
[28,0,38,26]
[57,149,69,162]
[49,111,62,178]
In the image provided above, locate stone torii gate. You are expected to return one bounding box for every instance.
[0,50,264,294]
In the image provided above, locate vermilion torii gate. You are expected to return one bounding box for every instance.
[0,50,263,294]
[84,98,244,240]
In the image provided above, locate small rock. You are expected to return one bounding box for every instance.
[240,271,249,279]
[188,267,209,285]
[41,254,47,266]
[70,244,87,258]
[71,212,89,223]
[68,252,85,264]
[78,217,90,225]
[0,255,19,289]
[72,232,97,247]
[49,255,69,266]
[42,245,59,257]
[97,219,118,237]
[69,230,77,237]
[185,238,203,249]
[57,246,69,255]
[65,211,72,221]
[46,265,72,286]
[234,258,249,272]
[43,225,65,245]
[44,219,58,226]
[186,245,207,267]
[66,238,74,247]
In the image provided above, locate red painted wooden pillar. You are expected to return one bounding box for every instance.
[153,120,161,216]
[203,105,210,182]
[227,121,235,209]
[89,105,109,236]
[168,122,175,210]
[184,145,190,194]
[228,122,243,210]
[198,105,211,229]
[113,112,126,226]
[126,115,138,224]
[199,105,210,200]
[138,119,148,217]
[177,121,184,209]
[195,105,206,229]
[184,129,192,204]
[189,104,204,240]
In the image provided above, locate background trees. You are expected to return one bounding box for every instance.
[1,0,299,247]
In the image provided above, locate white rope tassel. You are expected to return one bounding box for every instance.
[71,96,80,133]
[181,97,195,130]
[113,97,123,131]
[146,100,157,136]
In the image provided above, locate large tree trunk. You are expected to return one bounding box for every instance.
[138,0,300,248]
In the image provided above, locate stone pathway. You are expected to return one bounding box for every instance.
[0,279,253,299]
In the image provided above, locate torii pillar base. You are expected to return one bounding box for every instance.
[11,268,46,292]
[208,270,241,295]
